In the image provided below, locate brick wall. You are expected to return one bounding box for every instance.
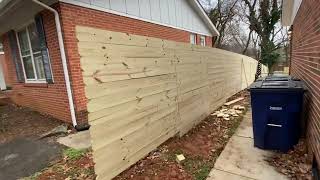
[290,0,320,165]
[206,36,213,47]
[1,2,214,125]
[1,6,72,123]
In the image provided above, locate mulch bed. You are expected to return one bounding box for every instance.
[267,140,313,180]
[0,104,67,144]
[114,90,251,180]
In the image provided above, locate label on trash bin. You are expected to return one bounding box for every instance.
[269,106,283,111]
[267,123,282,128]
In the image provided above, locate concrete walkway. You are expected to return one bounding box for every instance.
[57,130,91,150]
[207,108,289,180]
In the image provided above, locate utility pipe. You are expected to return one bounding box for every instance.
[32,0,78,128]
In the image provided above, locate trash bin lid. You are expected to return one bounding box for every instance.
[264,75,291,81]
[248,77,306,92]
[256,75,291,82]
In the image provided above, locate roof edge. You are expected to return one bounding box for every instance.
[0,0,11,10]
[281,0,302,26]
[189,0,220,36]
[281,0,294,26]
[0,0,220,37]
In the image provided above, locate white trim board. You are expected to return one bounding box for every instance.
[59,0,216,37]
[0,53,6,90]
[281,0,302,26]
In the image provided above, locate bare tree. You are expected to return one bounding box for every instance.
[208,0,239,48]
[242,0,288,70]
[201,0,259,57]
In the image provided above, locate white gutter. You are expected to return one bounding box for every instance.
[32,0,78,127]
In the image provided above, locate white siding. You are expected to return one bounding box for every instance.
[176,0,182,27]
[60,0,213,36]
[139,0,151,19]
[150,0,161,21]
[110,0,126,13]
[126,0,140,16]
[160,0,170,24]
[90,0,108,8]
[168,0,176,25]
[76,0,90,4]
[182,1,189,28]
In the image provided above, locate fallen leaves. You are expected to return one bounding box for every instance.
[267,140,312,180]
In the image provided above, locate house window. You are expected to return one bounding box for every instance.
[190,33,197,45]
[200,36,206,46]
[16,23,47,82]
[0,43,3,52]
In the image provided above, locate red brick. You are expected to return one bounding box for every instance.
[291,0,320,166]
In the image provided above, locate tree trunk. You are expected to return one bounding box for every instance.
[242,30,253,54]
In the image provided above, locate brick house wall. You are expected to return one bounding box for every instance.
[1,7,72,123]
[0,2,214,125]
[290,0,320,165]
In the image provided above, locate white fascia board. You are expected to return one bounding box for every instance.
[59,0,216,37]
[0,0,11,10]
[281,0,294,26]
[189,0,219,36]
[281,0,302,26]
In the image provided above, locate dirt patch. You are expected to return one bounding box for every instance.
[0,104,68,144]
[113,149,193,180]
[115,90,251,180]
[267,140,313,180]
[27,149,96,180]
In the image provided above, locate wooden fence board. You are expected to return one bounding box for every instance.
[76,26,268,180]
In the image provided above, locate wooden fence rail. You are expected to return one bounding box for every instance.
[76,26,268,180]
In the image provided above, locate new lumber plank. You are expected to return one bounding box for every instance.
[75,25,267,180]
[224,97,245,106]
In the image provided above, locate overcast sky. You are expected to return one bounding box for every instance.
[199,0,217,10]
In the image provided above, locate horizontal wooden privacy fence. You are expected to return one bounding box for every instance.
[76,26,268,180]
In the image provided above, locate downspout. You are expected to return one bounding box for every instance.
[32,0,79,129]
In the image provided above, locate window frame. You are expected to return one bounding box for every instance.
[200,36,206,46]
[16,22,49,84]
[190,33,197,45]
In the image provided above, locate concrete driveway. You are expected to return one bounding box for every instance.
[0,138,63,180]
